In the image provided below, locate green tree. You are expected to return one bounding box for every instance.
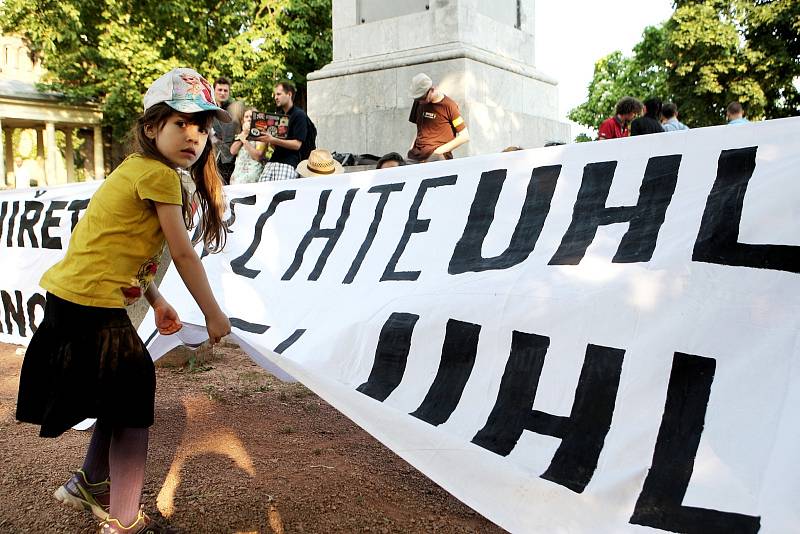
[568,26,668,131]
[569,0,800,130]
[661,1,765,126]
[738,0,800,118]
[0,0,332,138]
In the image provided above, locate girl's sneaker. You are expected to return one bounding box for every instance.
[53,469,110,520]
[98,509,176,534]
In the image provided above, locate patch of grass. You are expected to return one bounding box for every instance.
[202,385,224,402]
[302,402,320,414]
[235,371,272,396]
[291,384,314,398]
[277,425,295,435]
[187,355,214,373]
[313,448,322,456]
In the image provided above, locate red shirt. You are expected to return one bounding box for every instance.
[598,116,629,140]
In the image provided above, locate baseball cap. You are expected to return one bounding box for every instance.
[409,73,433,100]
[143,68,231,122]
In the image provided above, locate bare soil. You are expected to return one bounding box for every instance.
[0,342,506,534]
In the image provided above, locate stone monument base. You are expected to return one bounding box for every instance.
[308,45,571,158]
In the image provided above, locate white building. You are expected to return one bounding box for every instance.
[0,35,105,189]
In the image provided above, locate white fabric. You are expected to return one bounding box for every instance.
[4,118,799,533]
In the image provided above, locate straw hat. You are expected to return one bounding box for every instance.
[296,149,344,177]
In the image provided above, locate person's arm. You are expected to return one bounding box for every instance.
[230,138,243,156]
[235,132,266,160]
[255,132,301,151]
[154,202,231,344]
[144,283,182,335]
[433,128,470,155]
[243,140,267,160]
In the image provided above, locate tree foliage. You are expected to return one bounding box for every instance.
[569,0,800,130]
[0,0,333,138]
[568,26,667,130]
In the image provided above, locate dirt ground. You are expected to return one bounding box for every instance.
[0,341,506,533]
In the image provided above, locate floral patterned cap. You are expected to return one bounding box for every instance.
[143,68,231,122]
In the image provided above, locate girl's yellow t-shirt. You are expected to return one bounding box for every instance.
[41,154,183,308]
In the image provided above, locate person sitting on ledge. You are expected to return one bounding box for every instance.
[407,73,470,163]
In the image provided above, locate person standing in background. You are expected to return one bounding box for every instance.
[211,76,238,184]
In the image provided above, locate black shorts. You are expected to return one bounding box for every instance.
[15,293,156,437]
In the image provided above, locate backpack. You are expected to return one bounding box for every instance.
[300,116,317,160]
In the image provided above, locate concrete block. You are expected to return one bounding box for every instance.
[464,61,524,114]
[521,76,559,118]
[332,30,350,61]
[309,69,397,117]
[365,108,417,157]
[314,112,367,155]
[333,0,358,30]
[310,1,571,159]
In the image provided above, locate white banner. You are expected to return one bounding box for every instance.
[5,118,800,533]
[0,181,101,345]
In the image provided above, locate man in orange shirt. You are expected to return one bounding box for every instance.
[407,73,470,162]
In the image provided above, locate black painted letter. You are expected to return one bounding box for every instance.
[26,293,46,334]
[343,182,405,284]
[472,333,624,493]
[629,352,761,533]
[67,199,89,231]
[5,201,20,247]
[693,147,797,274]
[17,201,44,248]
[230,190,296,278]
[382,176,457,281]
[549,155,681,265]
[282,188,358,281]
[41,200,67,249]
[357,312,419,401]
[449,166,561,274]
[410,319,480,425]
[2,290,26,336]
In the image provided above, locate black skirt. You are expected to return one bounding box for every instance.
[16,293,156,437]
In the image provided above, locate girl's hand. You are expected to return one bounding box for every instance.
[205,310,231,345]
[154,300,182,335]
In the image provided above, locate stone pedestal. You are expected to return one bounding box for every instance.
[307,0,570,158]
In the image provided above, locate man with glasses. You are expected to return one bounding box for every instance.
[407,73,470,163]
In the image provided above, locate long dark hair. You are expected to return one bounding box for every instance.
[130,103,227,253]
[643,97,663,119]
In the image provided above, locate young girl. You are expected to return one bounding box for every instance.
[15,68,232,534]
[229,105,267,184]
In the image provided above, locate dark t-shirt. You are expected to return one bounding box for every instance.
[270,105,308,169]
[407,95,466,161]
[631,116,664,136]
[213,117,240,164]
